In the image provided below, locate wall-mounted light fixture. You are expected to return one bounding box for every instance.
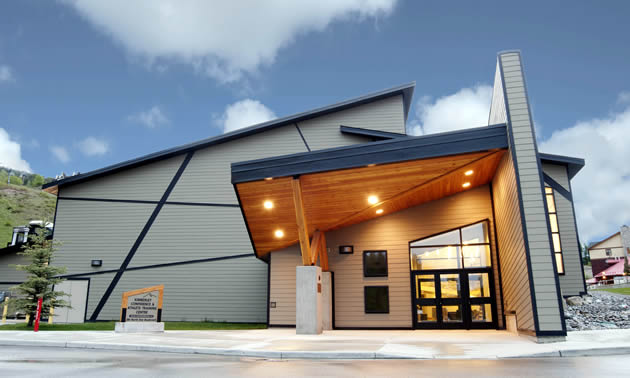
[91,259,103,267]
[339,245,354,254]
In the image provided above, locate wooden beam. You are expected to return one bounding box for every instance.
[319,231,329,272]
[292,178,311,265]
[310,230,322,266]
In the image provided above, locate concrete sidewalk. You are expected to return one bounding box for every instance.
[0,328,629,360]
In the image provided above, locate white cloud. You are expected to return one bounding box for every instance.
[127,106,170,128]
[0,65,14,83]
[0,128,31,172]
[408,85,493,135]
[77,136,109,156]
[62,0,397,83]
[217,99,276,133]
[50,146,71,163]
[539,99,630,243]
[617,91,630,104]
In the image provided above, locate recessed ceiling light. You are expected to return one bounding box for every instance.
[462,182,471,188]
[264,177,273,181]
[263,201,273,209]
[465,170,474,176]
[274,229,284,238]
[367,163,376,167]
[368,195,379,204]
[376,209,384,214]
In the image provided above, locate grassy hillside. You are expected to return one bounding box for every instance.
[0,183,56,246]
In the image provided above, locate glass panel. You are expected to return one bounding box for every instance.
[462,245,491,268]
[546,194,556,213]
[364,251,387,277]
[416,275,435,299]
[461,222,489,244]
[417,305,437,322]
[468,273,491,298]
[470,304,492,322]
[552,233,562,252]
[411,246,462,270]
[549,214,559,233]
[442,305,462,322]
[410,229,460,247]
[555,253,564,274]
[364,286,389,313]
[440,274,460,298]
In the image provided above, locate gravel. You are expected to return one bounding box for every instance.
[564,291,630,331]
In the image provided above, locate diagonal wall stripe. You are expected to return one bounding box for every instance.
[89,151,195,321]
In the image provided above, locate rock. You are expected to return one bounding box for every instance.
[566,296,583,306]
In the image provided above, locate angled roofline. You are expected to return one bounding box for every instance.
[43,82,416,190]
[539,152,585,179]
[231,124,508,184]
[588,231,621,249]
[339,125,408,140]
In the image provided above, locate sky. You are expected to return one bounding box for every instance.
[0,0,629,243]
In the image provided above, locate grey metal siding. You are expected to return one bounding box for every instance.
[0,252,28,283]
[499,52,564,333]
[129,205,253,267]
[53,199,155,274]
[270,185,501,328]
[492,153,535,332]
[542,163,584,296]
[61,155,185,201]
[83,256,267,322]
[298,95,405,151]
[168,126,309,204]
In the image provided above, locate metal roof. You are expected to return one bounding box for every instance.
[231,124,509,184]
[43,82,415,190]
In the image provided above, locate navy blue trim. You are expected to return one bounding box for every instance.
[294,124,311,152]
[231,124,508,183]
[51,186,60,239]
[43,82,415,191]
[536,330,567,337]
[542,173,572,201]
[339,125,408,140]
[59,253,253,279]
[266,254,271,327]
[497,53,541,334]
[89,151,194,321]
[0,281,22,285]
[58,196,240,208]
[566,165,589,294]
[539,153,585,179]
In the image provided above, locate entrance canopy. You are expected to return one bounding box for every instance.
[231,124,508,261]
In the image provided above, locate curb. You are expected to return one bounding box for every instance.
[0,339,629,360]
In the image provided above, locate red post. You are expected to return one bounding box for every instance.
[34,297,43,332]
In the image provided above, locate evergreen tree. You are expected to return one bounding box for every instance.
[10,231,69,327]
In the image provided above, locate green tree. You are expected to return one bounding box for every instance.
[8,175,23,185]
[28,174,45,188]
[10,231,69,327]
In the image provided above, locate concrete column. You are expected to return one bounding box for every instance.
[296,266,322,334]
[321,272,332,330]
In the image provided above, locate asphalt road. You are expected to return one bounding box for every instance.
[1,346,629,377]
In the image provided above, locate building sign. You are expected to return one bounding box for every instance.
[120,285,164,322]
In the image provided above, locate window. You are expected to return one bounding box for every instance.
[605,248,612,257]
[545,187,564,274]
[410,221,491,270]
[363,250,388,277]
[364,286,389,313]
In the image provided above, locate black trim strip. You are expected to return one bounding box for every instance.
[339,125,408,140]
[489,182,507,329]
[295,123,311,152]
[89,151,194,321]
[542,173,572,201]
[59,253,253,279]
[51,186,60,239]
[266,254,271,327]
[58,196,240,208]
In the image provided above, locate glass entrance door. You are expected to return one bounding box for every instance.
[413,269,496,329]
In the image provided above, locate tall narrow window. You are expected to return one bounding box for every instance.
[545,187,564,274]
